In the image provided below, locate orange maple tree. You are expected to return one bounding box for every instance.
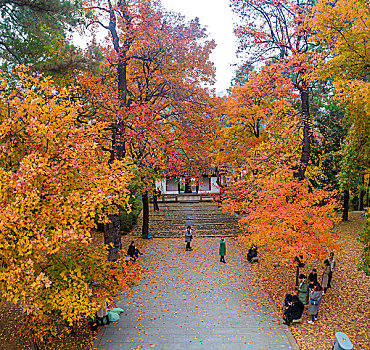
[84,0,219,239]
[213,0,342,265]
[217,66,338,264]
[237,169,339,263]
[217,64,299,171]
[231,0,316,180]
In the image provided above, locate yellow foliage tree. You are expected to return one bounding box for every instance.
[310,0,370,171]
[216,64,301,182]
[0,66,141,339]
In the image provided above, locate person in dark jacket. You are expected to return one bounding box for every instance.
[247,245,257,262]
[283,295,304,326]
[219,236,226,263]
[127,241,136,260]
[308,269,318,289]
[153,188,161,212]
[283,294,293,309]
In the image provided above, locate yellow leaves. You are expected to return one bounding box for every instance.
[217,63,301,174]
[0,66,139,338]
[310,0,370,145]
[311,0,370,81]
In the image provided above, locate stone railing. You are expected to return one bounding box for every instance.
[153,193,220,203]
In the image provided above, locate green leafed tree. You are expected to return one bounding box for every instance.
[0,0,95,75]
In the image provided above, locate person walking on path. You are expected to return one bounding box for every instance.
[307,284,324,324]
[327,252,336,288]
[185,226,193,251]
[297,274,309,305]
[153,188,161,212]
[322,259,331,293]
[219,236,226,263]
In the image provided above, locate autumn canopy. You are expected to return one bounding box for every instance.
[0,0,369,344]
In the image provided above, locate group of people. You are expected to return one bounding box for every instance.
[129,230,337,328]
[185,226,258,266]
[283,252,336,326]
[185,226,227,262]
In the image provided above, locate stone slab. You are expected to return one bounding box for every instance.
[93,238,298,350]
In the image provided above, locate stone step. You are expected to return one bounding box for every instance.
[135,224,241,230]
[134,201,243,238]
[147,219,239,226]
[148,213,238,219]
[132,233,240,238]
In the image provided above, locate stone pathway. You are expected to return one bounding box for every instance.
[93,238,298,350]
[134,202,243,237]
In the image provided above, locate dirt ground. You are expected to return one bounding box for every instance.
[240,211,369,350]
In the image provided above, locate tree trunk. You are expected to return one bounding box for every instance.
[294,255,304,287]
[142,192,149,238]
[358,189,365,211]
[100,6,128,260]
[295,265,300,288]
[101,3,132,259]
[117,58,127,106]
[185,178,192,193]
[342,190,350,221]
[29,330,40,350]
[104,213,121,261]
[295,89,311,180]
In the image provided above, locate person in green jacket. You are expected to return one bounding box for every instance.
[219,236,226,263]
[297,274,309,305]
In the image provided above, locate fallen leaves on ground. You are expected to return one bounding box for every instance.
[239,211,370,350]
[0,231,146,350]
[96,236,293,349]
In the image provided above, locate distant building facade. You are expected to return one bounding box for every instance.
[155,168,220,195]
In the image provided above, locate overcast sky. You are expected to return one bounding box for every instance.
[75,1,238,94]
[161,0,238,94]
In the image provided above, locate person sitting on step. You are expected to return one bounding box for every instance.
[283,295,304,326]
[247,244,258,262]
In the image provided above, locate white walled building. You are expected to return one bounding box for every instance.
[155,175,220,195]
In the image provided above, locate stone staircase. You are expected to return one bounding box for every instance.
[134,201,243,237]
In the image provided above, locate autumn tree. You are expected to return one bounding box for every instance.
[309,83,346,189]
[217,60,339,264]
[84,0,217,241]
[235,168,339,263]
[0,66,142,341]
[231,0,315,179]
[311,0,370,203]
[310,0,370,269]
[219,64,297,167]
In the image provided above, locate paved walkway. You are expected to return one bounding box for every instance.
[93,238,297,350]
